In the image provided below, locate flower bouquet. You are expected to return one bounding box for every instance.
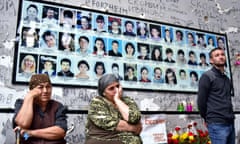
[167,122,211,144]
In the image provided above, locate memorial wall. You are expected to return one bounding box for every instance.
[0,0,240,143]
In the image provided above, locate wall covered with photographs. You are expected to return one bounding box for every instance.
[13,0,232,93]
[1,0,240,143]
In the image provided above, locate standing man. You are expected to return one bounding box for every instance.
[197,48,235,144]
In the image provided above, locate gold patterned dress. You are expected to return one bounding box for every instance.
[85,96,142,144]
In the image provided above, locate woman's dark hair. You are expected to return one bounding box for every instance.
[197,33,204,40]
[125,42,135,55]
[151,46,162,61]
[190,71,198,81]
[187,32,195,41]
[207,36,215,46]
[165,68,177,84]
[94,61,106,74]
[93,37,106,52]
[175,30,183,40]
[77,60,89,70]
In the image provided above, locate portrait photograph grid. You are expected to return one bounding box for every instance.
[13,0,232,93]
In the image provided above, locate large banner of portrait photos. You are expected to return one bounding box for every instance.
[13,0,232,93]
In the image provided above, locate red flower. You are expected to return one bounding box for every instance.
[167,138,173,144]
[188,132,194,136]
[172,139,179,144]
[187,124,192,129]
[167,133,173,137]
[193,122,197,126]
[175,126,181,131]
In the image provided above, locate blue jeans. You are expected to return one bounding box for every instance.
[207,123,235,144]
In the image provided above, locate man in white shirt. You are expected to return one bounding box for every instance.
[42,7,58,28]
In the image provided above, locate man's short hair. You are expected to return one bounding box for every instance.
[60,58,71,66]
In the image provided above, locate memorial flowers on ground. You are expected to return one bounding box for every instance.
[167,122,211,144]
